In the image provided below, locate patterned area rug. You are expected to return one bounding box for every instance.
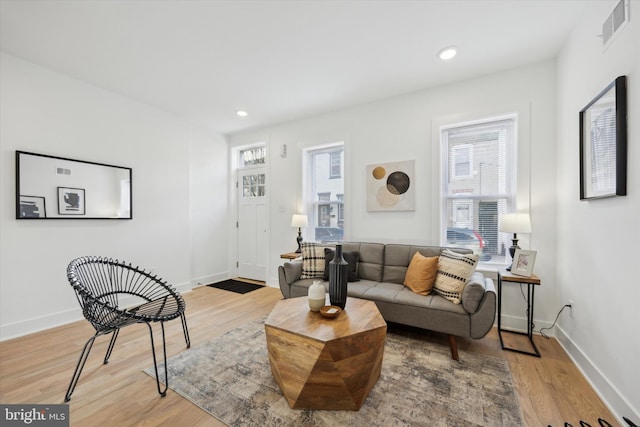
[144,318,523,426]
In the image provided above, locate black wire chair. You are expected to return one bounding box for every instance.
[64,256,190,402]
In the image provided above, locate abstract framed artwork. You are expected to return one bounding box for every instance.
[58,187,86,215]
[366,160,415,211]
[579,75,627,200]
[511,249,537,277]
[19,195,46,218]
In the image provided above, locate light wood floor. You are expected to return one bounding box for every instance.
[0,285,618,426]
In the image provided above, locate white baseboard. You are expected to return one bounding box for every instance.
[556,325,638,424]
[498,313,554,336]
[190,273,229,288]
[0,307,83,342]
[0,280,195,342]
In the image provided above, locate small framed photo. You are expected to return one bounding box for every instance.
[512,249,537,277]
[19,195,47,218]
[58,187,86,215]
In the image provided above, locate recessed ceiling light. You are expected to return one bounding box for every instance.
[438,46,457,61]
[236,110,248,117]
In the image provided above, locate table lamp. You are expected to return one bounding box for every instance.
[499,213,532,271]
[291,214,308,253]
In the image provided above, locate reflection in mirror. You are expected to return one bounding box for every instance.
[16,151,132,219]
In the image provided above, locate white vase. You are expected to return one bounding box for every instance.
[308,281,325,312]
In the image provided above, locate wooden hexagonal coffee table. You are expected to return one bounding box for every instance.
[264,297,386,410]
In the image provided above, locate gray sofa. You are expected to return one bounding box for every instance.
[277,242,496,360]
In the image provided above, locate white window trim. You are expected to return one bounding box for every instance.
[431,104,531,264]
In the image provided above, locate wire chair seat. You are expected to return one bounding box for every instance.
[64,256,190,402]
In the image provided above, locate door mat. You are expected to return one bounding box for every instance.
[207,279,264,294]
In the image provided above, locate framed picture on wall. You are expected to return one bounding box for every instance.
[58,187,86,215]
[366,160,415,211]
[19,195,46,218]
[511,249,537,277]
[579,75,627,200]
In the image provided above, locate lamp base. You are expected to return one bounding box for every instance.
[506,234,520,271]
[296,229,303,253]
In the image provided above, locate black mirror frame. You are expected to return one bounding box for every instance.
[579,75,627,200]
[16,151,133,220]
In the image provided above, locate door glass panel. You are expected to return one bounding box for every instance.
[242,173,266,198]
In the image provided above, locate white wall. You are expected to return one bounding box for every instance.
[229,60,559,331]
[0,53,229,340]
[189,124,229,287]
[556,0,640,420]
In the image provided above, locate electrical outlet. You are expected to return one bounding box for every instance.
[568,299,574,318]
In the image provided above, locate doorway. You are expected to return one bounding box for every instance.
[236,166,267,281]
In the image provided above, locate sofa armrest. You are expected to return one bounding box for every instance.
[277,261,303,299]
[461,271,487,314]
[469,277,497,339]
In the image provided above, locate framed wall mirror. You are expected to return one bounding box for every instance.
[579,75,627,200]
[16,151,132,219]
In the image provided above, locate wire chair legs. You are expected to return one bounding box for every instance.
[180,312,191,348]
[146,321,169,397]
[64,316,190,402]
[104,328,120,364]
[64,330,109,402]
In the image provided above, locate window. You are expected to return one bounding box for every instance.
[440,115,516,263]
[336,194,344,227]
[242,173,265,198]
[239,147,265,167]
[304,144,345,242]
[451,144,473,179]
[330,151,342,179]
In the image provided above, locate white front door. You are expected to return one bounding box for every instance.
[237,167,267,281]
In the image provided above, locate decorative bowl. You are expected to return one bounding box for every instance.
[319,305,342,318]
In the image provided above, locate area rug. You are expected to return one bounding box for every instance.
[207,279,264,294]
[145,318,523,426]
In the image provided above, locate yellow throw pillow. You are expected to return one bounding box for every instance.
[433,249,479,304]
[403,252,439,296]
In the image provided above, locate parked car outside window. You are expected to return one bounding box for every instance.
[315,227,344,242]
[446,227,492,261]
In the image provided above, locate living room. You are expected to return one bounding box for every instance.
[1,1,638,426]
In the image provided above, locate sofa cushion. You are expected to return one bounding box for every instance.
[300,242,332,279]
[323,248,360,282]
[403,252,439,296]
[433,249,479,304]
[361,282,404,303]
[342,242,384,282]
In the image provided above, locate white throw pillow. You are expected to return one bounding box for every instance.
[300,243,329,279]
[433,249,479,304]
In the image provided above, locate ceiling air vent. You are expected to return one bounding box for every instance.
[602,0,629,50]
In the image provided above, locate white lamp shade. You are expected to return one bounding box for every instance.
[499,213,532,233]
[291,214,308,228]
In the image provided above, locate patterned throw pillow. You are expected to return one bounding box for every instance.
[403,252,439,296]
[433,249,479,304]
[300,243,330,279]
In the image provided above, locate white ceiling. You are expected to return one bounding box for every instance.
[0,0,588,135]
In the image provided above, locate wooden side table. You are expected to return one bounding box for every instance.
[280,252,301,260]
[497,269,541,357]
